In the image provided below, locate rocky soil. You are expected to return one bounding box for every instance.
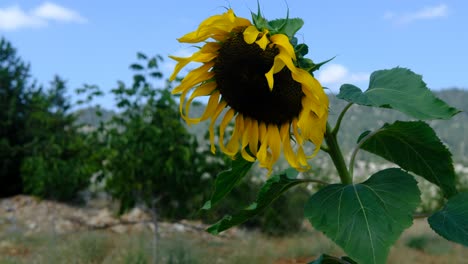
[0,195,236,240]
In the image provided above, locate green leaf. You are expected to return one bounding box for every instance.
[305,168,421,264]
[359,121,457,197]
[268,18,304,38]
[130,64,144,71]
[201,156,253,210]
[295,43,309,57]
[356,130,371,143]
[251,2,268,30]
[337,68,460,120]
[150,72,163,79]
[428,192,468,246]
[147,58,157,68]
[309,254,357,264]
[298,56,335,75]
[207,168,305,234]
[136,52,147,60]
[290,36,298,46]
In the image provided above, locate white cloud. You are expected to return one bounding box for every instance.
[317,64,370,92]
[0,2,86,31]
[0,6,45,30]
[384,4,448,24]
[33,2,87,23]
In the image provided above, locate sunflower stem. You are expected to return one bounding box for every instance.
[320,145,330,153]
[325,123,352,184]
[348,128,382,179]
[332,102,353,136]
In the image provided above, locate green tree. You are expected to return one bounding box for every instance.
[21,76,98,201]
[0,38,38,196]
[101,53,213,219]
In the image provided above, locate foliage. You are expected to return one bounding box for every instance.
[207,169,309,235]
[305,168,421,264]
[0,37,36,196]
[98,53,215,218]
[200,66,465,264]
[1,38,95,200]
[428,192,468,246]
[358,121,457,197]
[0,37,309,235]
[20,76,98,201]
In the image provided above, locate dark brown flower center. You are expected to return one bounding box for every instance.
[213,29,304,125]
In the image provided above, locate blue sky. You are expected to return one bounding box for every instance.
[1,0,467,109]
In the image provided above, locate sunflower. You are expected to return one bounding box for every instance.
[169,9,329,172]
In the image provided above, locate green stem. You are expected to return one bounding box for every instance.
[324,123,352,184]
[320,145,330,153]
[332,102,353,136]
[348,128,381,179]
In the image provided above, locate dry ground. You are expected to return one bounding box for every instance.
[0,195,466,264]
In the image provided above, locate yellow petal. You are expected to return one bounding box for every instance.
[178,9,250,43]
[282,125,299,169]
[172,62,214,94]
[264,44,298,90]
[249,119,259,156]
[270,34,296,60]
[257,122,269,167]
[209,100,228,153]
[225,114,243,156]
[274,51,298,77]
[241,149,256,162]
[185,81,217,116]
[240,117,256,162]
[169,43,220,81]
[255,32,269,50]
[259,122,267,142]
[179,29,229,43]
[185,90,220,125]
[219,108,236,154]
[243,25,261,44]
[241,117,251,148]
[267,124,281,167]
[297,146,309,167]
[292,118,303,145]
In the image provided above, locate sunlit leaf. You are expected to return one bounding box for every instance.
[268,18,304,38]
[337,68,460,120]
[359,121,457,197]
[305,168,420,264]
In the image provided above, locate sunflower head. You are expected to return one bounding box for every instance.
[169,8,329,173]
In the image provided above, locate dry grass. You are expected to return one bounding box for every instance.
[0,219,466,264]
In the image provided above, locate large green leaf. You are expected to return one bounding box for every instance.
[268,18,304,38]
[207,168,306,234]
[305,168,421,264]
[359,121,457,197]
[337,68,460,120]
[201,156,253,210]
[428,192,468,246]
